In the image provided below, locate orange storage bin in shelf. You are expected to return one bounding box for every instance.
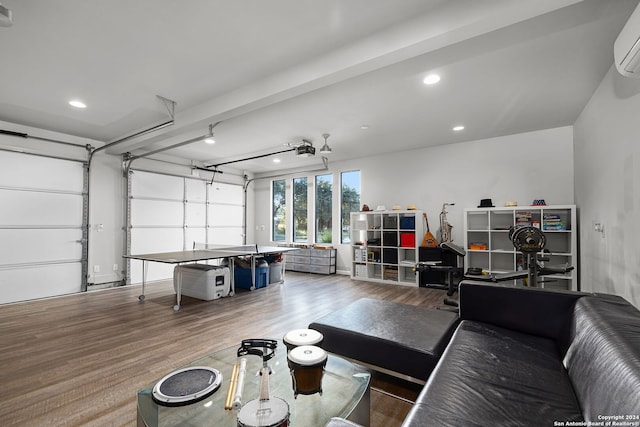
[469,242,488,250]
[400,233,415,247]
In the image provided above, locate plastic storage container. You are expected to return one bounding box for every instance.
[400,216,416,230]
[234,266,269,289]
[173,264,230,300]
[269,262,283,283]
[400,232,416,247]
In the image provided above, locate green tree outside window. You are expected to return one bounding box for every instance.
[272,179,286,241]
[293,177,308,242]
[315,174,333,243]
[341,171,361,243]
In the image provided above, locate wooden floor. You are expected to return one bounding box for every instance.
[0,273,448,426]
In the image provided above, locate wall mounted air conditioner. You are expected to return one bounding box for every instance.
[0,2,13,27]
[614,3,640,78]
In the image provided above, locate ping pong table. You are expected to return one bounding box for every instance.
[124,244,298,311]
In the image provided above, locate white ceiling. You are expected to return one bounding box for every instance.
[0,0,637,173]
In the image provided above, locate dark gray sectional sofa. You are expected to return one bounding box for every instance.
[311,282,640,426]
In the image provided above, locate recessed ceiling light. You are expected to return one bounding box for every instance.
[69,100,87,108]
[273,158,281,163]
[453,125,465,131]
[360,125,370,130]
[423,74,441,85]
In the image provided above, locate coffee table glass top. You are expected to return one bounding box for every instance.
[137,341,370,426]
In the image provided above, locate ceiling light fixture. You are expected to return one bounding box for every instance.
[69,100,87,109]
[423,74,441,85]
[453,125,465,131]
[360,125,370,130]
[319,133,332,154]
[204,123,215,144]
[273,158,281,163]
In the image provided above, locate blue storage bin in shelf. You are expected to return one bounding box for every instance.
[400,216,415,230]
[234,266,269,289]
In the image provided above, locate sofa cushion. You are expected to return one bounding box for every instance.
[563,295,640,422]
[402,320,583,427]
[309,298,459,381]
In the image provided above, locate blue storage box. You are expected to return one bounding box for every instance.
[234,266,269,289]
[400,216,416,230]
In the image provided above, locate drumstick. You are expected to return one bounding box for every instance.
[232,357,247,410]
[224,363,240,410]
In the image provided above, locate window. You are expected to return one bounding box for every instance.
[272,179,286,241]
[315,174,333,243]
[293,177,308,242]
[341,171,361,244]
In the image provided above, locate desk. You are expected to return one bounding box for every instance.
[125,245,297,311]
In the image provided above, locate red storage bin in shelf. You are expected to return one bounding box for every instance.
[400,233,415,247]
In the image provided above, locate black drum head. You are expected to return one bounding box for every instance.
[152,366,222,406]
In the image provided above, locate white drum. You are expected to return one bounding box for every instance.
[283,328,323,351]
[237,397,289,427]
[287,345,328,397]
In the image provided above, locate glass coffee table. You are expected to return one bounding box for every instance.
[137,341,370,426]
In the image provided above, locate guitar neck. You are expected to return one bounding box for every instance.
[259,367,270,401]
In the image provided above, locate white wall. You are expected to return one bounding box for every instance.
[253,126,575,274]
[574,66,640,307]
[87,154,124,285]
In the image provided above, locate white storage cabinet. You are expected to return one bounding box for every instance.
[463,205,577,290]
[349,210,424,286]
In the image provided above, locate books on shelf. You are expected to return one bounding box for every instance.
[543,214,566,230]
[515,211,533,227]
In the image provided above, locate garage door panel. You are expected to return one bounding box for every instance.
[131,199,183,227]
[131,171,183,199]
[208,227,243,245]
[185,203,206,227]
[129,228,183,284]
[0,263,82,304]
[209,182,242,201]
[0,151,84,192]
[186,179,207,202]
[208,204,243,227]
[0,229,82,265]
[185,227,206,248]
[0,189,83,226]
[130,228,183,254]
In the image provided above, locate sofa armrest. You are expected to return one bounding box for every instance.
[458,281,587,340]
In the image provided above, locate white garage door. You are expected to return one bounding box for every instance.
[128,170,244,284]
[0,151,85,304]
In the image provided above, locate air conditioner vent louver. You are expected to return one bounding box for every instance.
[0,3,13,27]
[615,4,640,78]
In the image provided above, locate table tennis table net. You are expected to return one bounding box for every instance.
[192,243,259,254]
